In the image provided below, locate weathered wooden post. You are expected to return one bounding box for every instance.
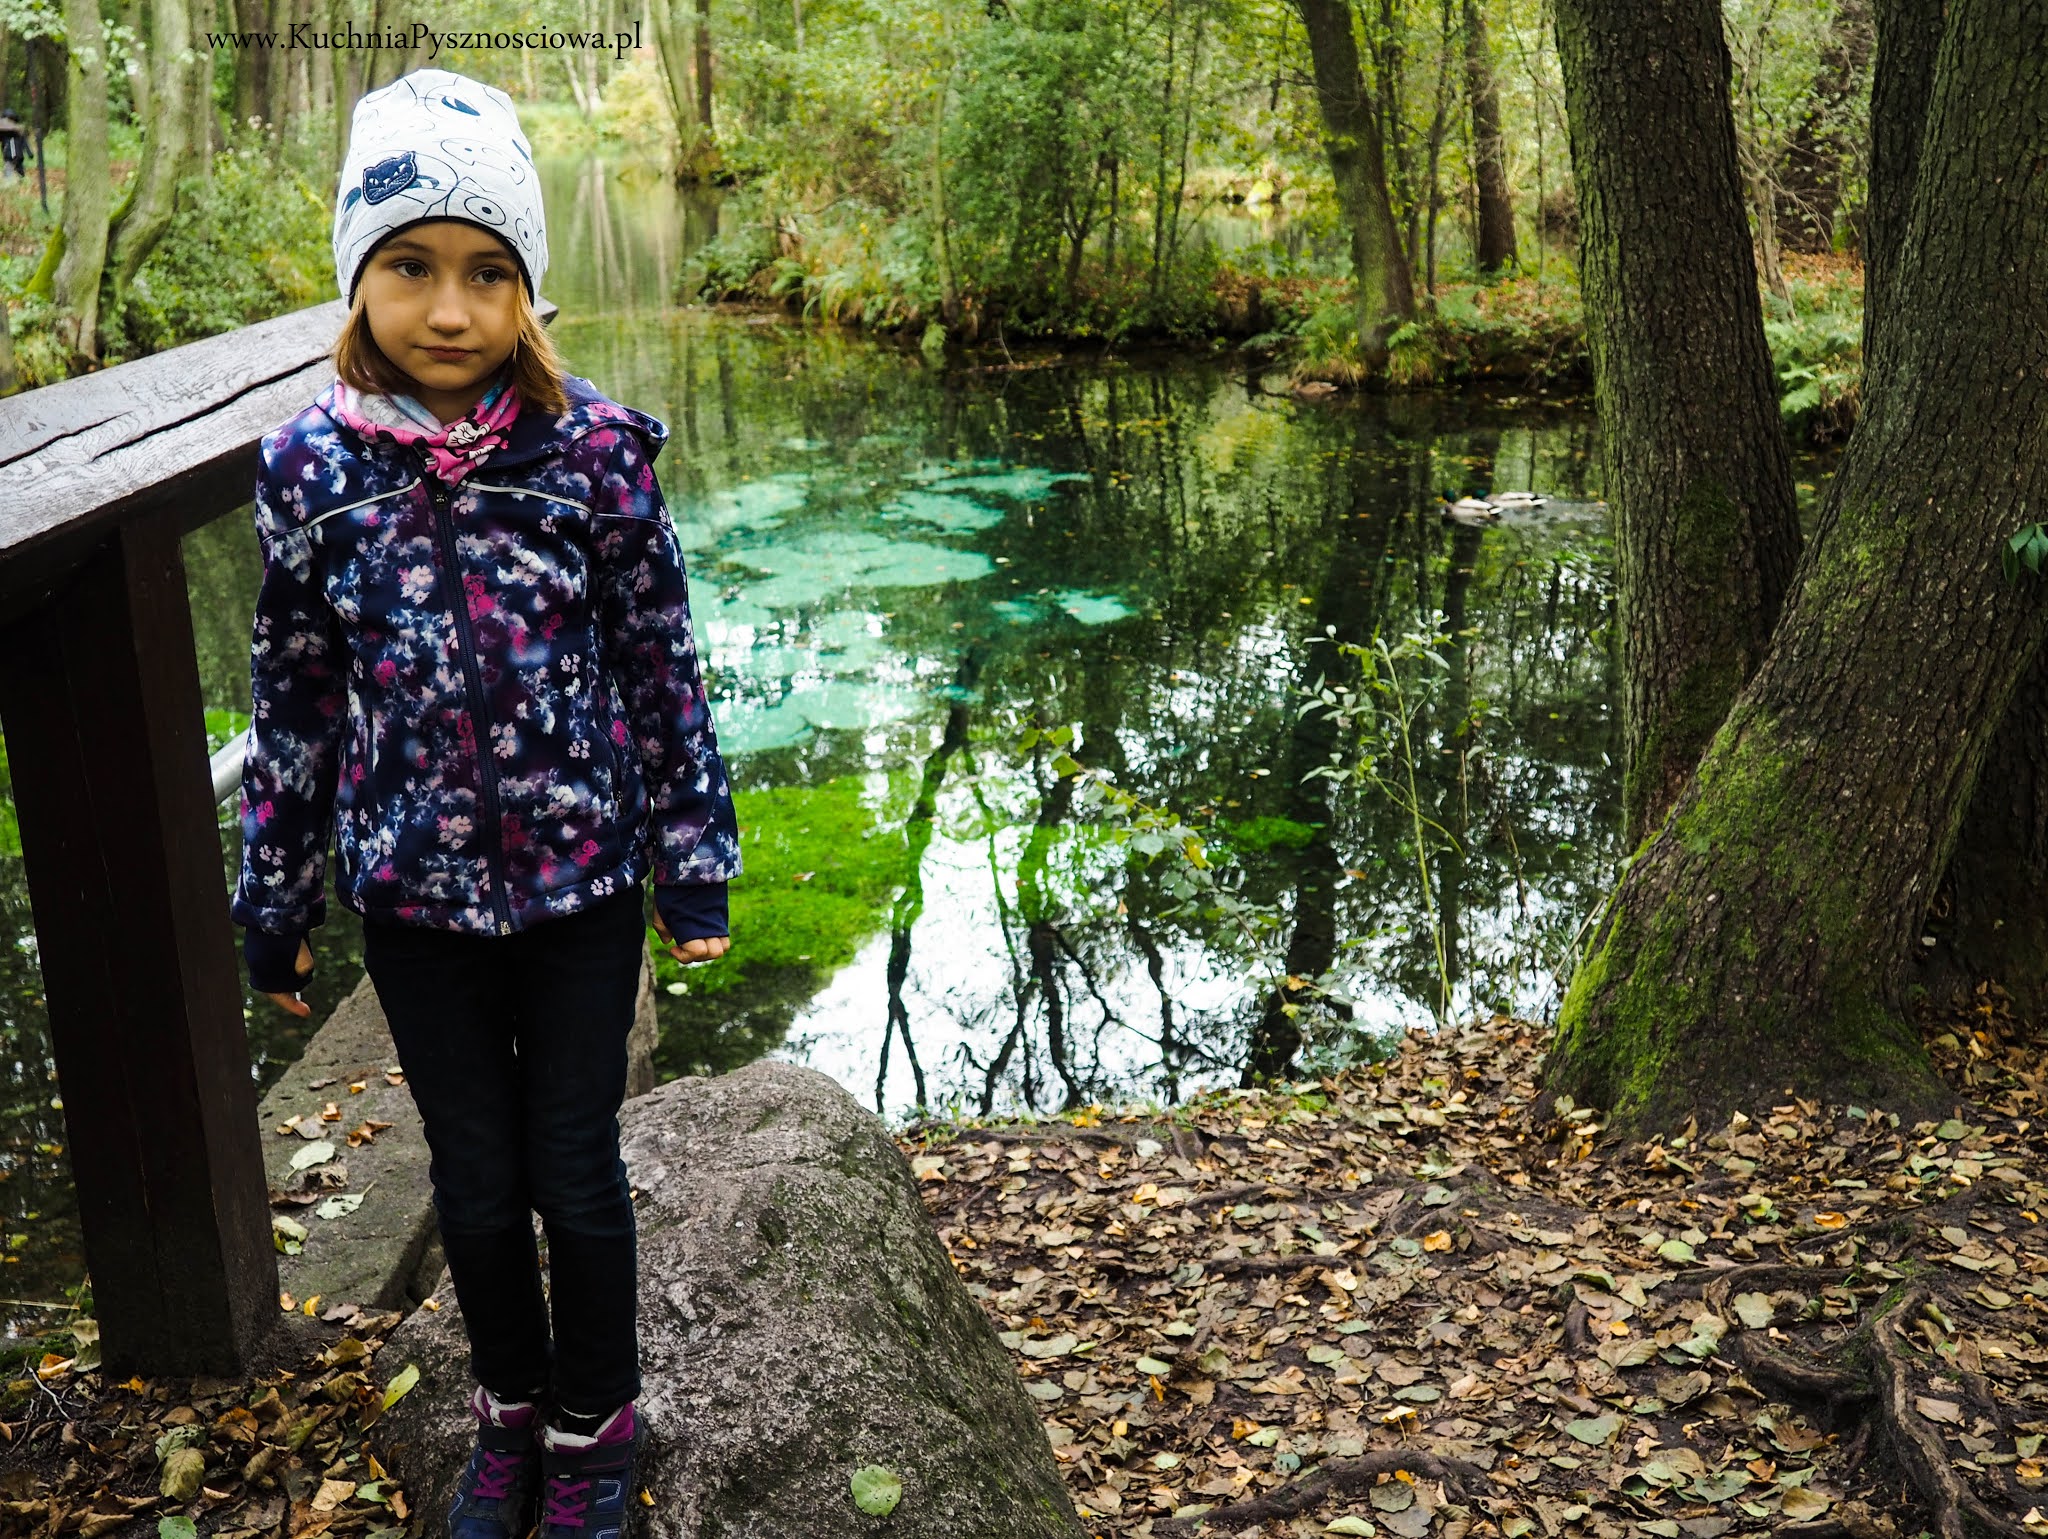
[0,514,279,1375]
[0,298,555,1373]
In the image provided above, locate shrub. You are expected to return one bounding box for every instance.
[107,135,331,364]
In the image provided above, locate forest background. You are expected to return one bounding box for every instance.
[0,0,1867,453]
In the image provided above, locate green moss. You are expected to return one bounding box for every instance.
[1618,479,1757,838]
[654,775,912,1078]
[1552,709,1939,1134]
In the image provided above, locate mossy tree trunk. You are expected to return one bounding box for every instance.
[1552,0,1802,844]
[106,0,205,320]
[1292,0,1414,372]
[1462,0,1515,276]
[49,0,110,363]
[1544,0,2048,1136]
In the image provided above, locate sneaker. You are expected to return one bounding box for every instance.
[536,1403,645,1539]
[448,1386,542,1539]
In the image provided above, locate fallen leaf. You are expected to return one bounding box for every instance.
[850,1465,901,1517]
[1732,1292,1774,1328]
[1566,1412,1623,1445]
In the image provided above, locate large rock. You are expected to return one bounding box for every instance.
[375,1061,1083,1539]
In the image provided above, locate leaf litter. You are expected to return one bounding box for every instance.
[0,1000,2039,1539]
[0,1300,418,1539]
[903,1000,2047,1538]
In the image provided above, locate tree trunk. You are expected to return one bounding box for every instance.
[1906,0,2048,1021]
[1553,0,1801,843]
[563,51,594,118]
[1293,0,1415,370]
[107,0,202,318]
[187,0,216,164]
[678,0,715,181]
[1862,0,1943,369]
[51,0,112,363]
[124,0,151,127]
[328,0,350,173]
[1462,0,1515,275]
[1544,0,2048,1135]
[232,0,266,127]
[1749,166,1793,305]
[646,0,691,145]
[1925,660,2048,1017]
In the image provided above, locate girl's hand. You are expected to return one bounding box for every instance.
[260,939,316,1019]
[651,909,730,965]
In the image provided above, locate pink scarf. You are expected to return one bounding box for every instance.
[328,370,522,487]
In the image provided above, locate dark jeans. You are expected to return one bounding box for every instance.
[363,882,647,1414]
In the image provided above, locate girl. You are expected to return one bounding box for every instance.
[231,69,741,1539]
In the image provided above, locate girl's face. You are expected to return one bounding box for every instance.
[359,219,523,424]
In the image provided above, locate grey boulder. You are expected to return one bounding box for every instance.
[374,1060,1083,1538]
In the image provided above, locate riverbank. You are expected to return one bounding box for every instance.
[687,228,1863,443]
[3,1005,2036,1538]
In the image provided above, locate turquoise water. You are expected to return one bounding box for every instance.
[0,159,1621,1330]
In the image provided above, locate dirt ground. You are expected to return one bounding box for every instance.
[902,1002,2043,1539]
[0,1002,2039,1539]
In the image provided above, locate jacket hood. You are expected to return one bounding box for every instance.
[305,371,669,472]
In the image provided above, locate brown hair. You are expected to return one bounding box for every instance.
[332,262,568,418]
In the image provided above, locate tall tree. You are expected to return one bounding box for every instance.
[46,0,111,362]
[1462,0,1514,275]
[647,0,694,152]
[1890,0,2048,1020]
[1293,0,1414,370]
[1544,0,2048,1134]
[107,0,208,320]
[684,0,717,181]
[1552,0,1801,843]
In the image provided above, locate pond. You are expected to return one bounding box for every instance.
[0,156,1620,1336]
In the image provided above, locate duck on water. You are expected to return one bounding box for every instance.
[1437,488,1549,525]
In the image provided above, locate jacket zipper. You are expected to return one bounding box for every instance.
[425,472,515,936]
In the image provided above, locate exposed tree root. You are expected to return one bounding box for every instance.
[1863,1286,2034,1539]
[1151,1450,1488,1536]
[1731,1333,1873,1413]
[1780,1502,1902,1539]
[1669,1261,1854,1298]
[1741,1282,2035,1539]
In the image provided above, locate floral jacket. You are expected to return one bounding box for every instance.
[231,373,742,939]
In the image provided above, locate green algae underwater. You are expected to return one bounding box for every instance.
[548,308,1624,1121]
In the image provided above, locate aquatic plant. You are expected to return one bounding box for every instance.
[1303,628,1470,1024]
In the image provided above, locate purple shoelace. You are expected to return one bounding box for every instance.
[471,1447,528,1503]
[543,1477,592,1528]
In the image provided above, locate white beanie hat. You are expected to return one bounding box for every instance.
[332,68,548,305]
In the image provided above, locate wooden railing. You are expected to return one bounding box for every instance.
[0,298,554,1375]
